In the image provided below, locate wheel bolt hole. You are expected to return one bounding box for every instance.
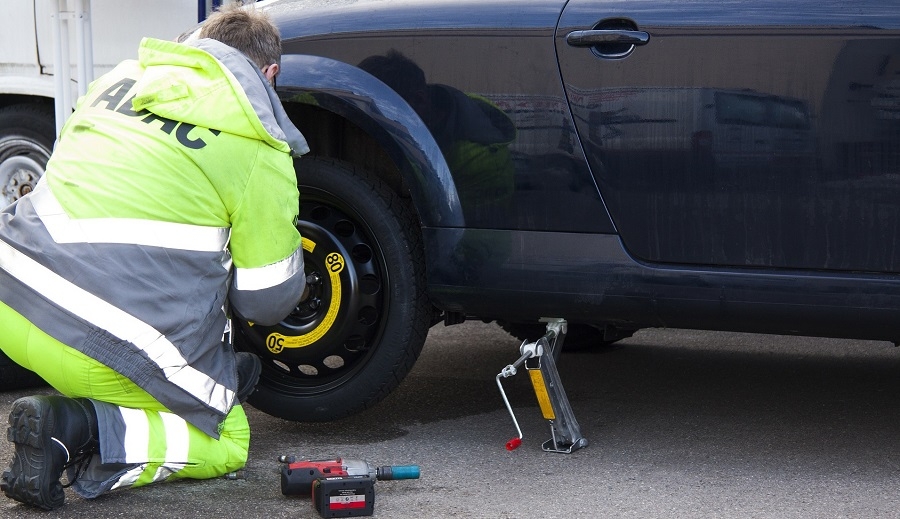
[357,306,378,326]
[310,206,331,220]
[344,335,366,352]
[359,274,380,295]
[335,220,355,237]
[298,364,318,376]
[352,244,373,264]
[323,355,345,369]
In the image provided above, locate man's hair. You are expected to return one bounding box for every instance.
[200,2,281,69]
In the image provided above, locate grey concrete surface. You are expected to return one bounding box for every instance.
[2,322,899,518]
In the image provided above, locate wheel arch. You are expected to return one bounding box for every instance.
[277,54,464,229]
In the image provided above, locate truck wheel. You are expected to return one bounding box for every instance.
[0,103,55,207]
[234,158,431,422]
[0,103,53,391]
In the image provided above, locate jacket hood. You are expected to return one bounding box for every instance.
[133,37,309,156]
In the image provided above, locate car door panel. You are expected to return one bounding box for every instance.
[557,0,900,273]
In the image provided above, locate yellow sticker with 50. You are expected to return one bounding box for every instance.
[266,238,344,353]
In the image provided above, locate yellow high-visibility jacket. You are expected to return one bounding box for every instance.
[0,37,308,437]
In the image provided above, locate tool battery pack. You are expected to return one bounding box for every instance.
[312,475,375,518]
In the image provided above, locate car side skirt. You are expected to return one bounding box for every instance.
[424,228,900,343]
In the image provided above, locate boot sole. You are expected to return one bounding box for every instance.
[1,397,65,510]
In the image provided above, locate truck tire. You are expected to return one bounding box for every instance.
[0,103,54,391]
[234,158,431,422]
[0,103,55,207]
[0,349,46,391]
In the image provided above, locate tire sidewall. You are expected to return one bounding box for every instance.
[0,105,56,149]
[0,349,45,391]
[0,103,54,390]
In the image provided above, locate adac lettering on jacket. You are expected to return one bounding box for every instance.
[90,78,219,150]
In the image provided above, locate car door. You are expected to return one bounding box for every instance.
[557,0,900,272]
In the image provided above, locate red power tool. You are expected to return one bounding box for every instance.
[279,456,420,518]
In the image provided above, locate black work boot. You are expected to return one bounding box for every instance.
[1,395,99,510]
[235,352,262,403]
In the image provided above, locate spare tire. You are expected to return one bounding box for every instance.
[234,158,431,422]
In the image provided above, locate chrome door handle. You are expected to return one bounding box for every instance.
[566,29,650,47]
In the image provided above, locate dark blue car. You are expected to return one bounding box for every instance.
[5,0,899,424]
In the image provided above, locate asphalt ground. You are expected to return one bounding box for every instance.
[2,321,899,518]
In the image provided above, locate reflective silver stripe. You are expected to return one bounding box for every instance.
[0,238,234,413]
[233,245,303,290]
[119,407,150,464]
[30,181,230,252]
[110,465,146,491]
[112,409,188,489]
[158,412,189,475]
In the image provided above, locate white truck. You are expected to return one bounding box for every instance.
[0,0,226,389]
[0,0,225,209]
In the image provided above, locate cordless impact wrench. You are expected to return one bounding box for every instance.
[279,456,420,518]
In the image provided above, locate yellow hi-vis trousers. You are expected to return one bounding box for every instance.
[0,301,250,497]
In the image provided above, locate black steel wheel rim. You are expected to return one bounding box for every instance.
[235,185,389,396]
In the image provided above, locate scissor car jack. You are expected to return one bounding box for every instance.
[496,318,588,454]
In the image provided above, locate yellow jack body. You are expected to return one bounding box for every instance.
[528,369,556,420]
